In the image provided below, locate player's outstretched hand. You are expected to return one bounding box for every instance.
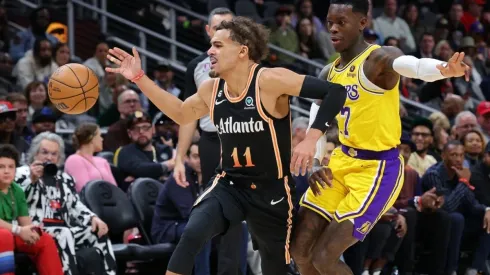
[106,47,142,80]
[308,166,333,196]
[436,52,471,81]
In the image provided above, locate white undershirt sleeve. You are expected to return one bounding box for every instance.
[392,55,447,82]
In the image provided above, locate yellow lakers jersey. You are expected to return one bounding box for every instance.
[326,44,401,151]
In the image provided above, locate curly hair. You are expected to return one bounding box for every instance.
[215,16,270,63]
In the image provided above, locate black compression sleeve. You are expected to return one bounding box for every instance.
[299,76,347,132]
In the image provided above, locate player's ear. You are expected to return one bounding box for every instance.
[238,45,248,59]
[359,16,368,32]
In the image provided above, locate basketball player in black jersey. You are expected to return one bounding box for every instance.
[106,16,347,275]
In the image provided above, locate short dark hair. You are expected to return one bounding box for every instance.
[208,7,234,25]
[443,140,463,152]
[330,0,369,15]
[411,118,434,135]
[186,141,199,156]
[215,16,270,63]
[0,144,19,167]
[420,32,434,42]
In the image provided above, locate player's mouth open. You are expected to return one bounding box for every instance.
[331,37,341,45]
[210,58,218,67]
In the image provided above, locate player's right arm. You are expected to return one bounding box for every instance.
[106,47,212,125]
[174,57,202,187]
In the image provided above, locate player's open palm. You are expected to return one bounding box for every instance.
[437,52,471,81]
[105,47,142,80]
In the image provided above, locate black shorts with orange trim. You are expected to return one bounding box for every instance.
[194,173,297,273]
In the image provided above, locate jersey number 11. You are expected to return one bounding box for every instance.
[232,147,255,167]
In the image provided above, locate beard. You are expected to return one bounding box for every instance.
[136,138,151,148]
[38,56,52,67]
[209,70,219,78]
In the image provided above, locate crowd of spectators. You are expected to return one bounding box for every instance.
[2,0,490,274]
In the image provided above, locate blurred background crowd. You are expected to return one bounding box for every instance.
[2,0,490,274]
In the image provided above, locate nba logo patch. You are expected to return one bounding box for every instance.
[245,96,255,109]
[349,65,355,72]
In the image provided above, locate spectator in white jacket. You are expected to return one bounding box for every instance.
[12,38,58,89]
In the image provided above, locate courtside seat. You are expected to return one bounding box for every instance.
[80,180,174,264]
[127,178,163,244]
[96,151,114,164]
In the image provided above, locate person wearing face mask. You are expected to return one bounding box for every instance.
[64,123,117,193]
[12,38,58,89]
[15,132,116,275]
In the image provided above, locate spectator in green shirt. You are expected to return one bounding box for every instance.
[0,144,62,275]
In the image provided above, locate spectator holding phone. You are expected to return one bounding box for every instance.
[14,132,116,275]
[0,144,62,275]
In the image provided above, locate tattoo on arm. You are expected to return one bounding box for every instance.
[367,46,404,76]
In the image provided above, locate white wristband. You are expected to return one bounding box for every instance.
[11,224,20,235]
[314,135,328,161]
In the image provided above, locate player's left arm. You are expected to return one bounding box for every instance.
[259,68,347,176]
[259,68,347,140]
[364,46,470,90]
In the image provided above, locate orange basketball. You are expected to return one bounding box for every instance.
[48,63,99,115]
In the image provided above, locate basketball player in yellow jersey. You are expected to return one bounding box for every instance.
[290,0,470,274]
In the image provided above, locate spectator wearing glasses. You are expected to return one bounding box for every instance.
[0,100,28,162]
[454,111,479,140]
[408,119,438,177]
[115,111,175,183]
[103,89,142,152]
[0,144,63,275]
[15,132,116,275]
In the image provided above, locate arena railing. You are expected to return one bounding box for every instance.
[17,0,437,118]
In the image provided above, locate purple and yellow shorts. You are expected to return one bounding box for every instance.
[300,145,404,241]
